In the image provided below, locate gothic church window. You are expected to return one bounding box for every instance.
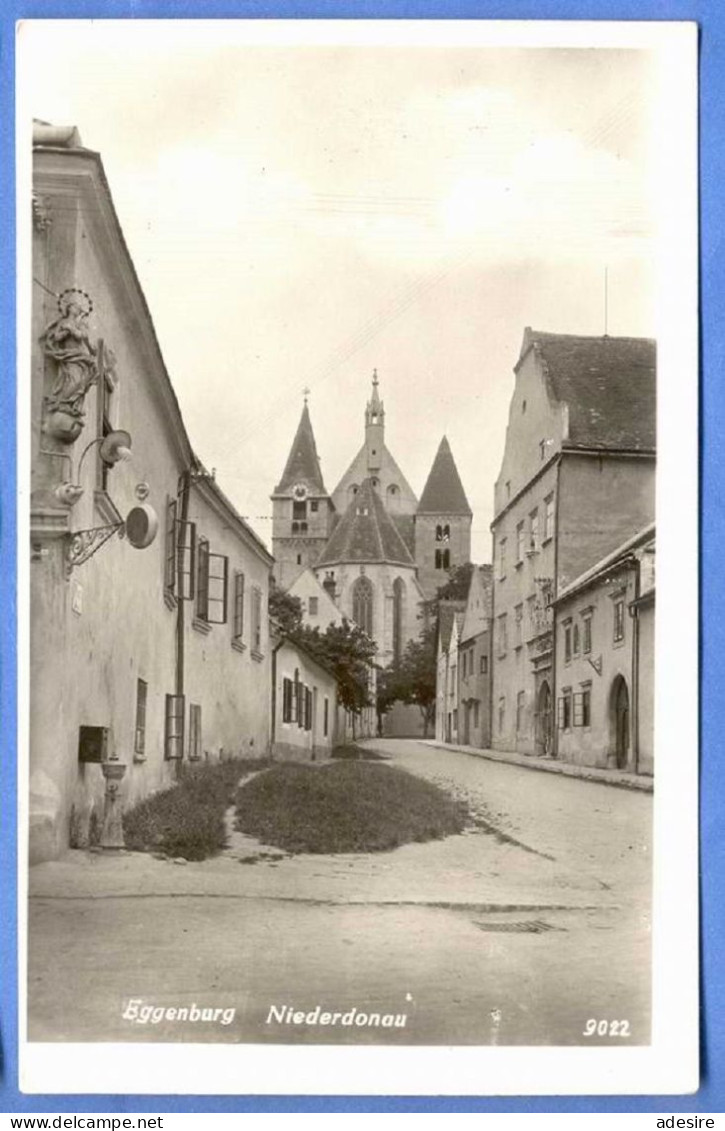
[352,575,374,638]
[392,577,405,663]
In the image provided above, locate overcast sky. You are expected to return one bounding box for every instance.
[21,22,658,562]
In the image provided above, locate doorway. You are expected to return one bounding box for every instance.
[536,681,552,756]
[611,676,630,769]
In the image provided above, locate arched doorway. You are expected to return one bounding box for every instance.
[536,681,552,756]
[611,676,630,769]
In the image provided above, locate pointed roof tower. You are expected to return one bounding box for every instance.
[274,400,327,495]
[316,478,415,568]
[417,436,472,515]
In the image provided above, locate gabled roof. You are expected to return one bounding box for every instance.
[554,522,656,606]
[417,436,472,515]
[316,478,415,568]
[522,330,656,451]
[274,404,327,495]
[438,602,466,653]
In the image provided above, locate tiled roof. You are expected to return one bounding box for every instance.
[274,404,327,495]
[529,331,656,451]
[316,478,415,567]
[417,436,472,515]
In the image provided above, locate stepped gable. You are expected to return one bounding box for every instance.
[274,403,327,494]
[526,330,657,451]
[316,478,415,568]
[417,436,472,516]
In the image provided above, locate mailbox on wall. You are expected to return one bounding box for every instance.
[78,725,109,764]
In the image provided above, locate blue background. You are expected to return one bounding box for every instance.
[2,0,720,1115]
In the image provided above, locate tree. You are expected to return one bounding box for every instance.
[268,578,303,636]
[295,619,378,718]
[377,621,438,736]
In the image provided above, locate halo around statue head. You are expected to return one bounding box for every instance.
[57,288,94,317]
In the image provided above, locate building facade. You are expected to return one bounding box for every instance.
[490,329,656,760]
[457,565,493,748]
[271,637,338,761]
[552,525,655,775]
[29,124,273,862]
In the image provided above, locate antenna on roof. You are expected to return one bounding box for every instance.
[603,266,609,337]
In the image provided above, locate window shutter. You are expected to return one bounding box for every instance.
[306,688,313,732]
[176,519,197,601]
[557,697,565,729]
[573,692,584,727]
[164,694,185,759]
[196,538,209,618]
[206,553,229,624]
[165,497,177,593]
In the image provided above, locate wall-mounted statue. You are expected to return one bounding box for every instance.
[41,288,98,444]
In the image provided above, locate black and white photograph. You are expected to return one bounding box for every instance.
[17,19,698,1096]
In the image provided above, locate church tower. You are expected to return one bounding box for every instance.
[415,436,473,600]
[271,397,334,590]
[365,370,384,474]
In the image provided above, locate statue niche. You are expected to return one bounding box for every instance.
[40,288,98,444]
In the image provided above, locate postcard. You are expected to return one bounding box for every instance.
[16,18,698,1095]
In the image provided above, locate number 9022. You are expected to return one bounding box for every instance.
[583,1019,631,1037]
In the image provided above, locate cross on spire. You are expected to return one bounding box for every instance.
[303,386,311,404]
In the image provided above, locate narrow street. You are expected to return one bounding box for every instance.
[29,741,652,1048]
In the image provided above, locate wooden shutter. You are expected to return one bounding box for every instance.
[164,694,185,759]
[557,697,565,729]
[165,497,177,594]
[196,538,209,619]
[206,554,229,624]
[176,519,197,601]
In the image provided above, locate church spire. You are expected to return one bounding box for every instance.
[274,397,327,495]
[365,369,385,473]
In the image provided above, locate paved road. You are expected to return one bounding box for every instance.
[28,740,652,1048]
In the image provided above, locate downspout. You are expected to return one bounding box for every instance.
[551,456,562,758]
[175,468,191,777]
[630,558,642,775]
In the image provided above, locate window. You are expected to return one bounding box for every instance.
[574,686,592,728]
[251,586,263,653]
[296,554,302,565]
[189,703,202,760]
[308,596,318,616]
[573,623,580,656]
[435,548,451,570]
[505,481,511,499]
[557,689,572,731]
[352,575,374,637]
[497,613,508,658]
[614,598,625,643]
[529,509,539,552]
[305,687,313,732]
[292,500,307,521]
[323,697,329,737]
[282,678,293,723]
[544,493,555,541]
[134,678,147,757]
[564,622,572,664]
[516,521,525,563]
[480,654,488,675]
[196,539,229,624]
[527,594,536,637]
[498,537,506,580]
[392,577,405,663]
[514,603,523,648]
[583,614,592,654]
[164,694,184,760]
[516,690,525,733]
[473,700,480,728]
[310,500,319,513]
[539,439,547,462]
[498,696,506,734]
[233,571,245,642]
[435,524,450,543]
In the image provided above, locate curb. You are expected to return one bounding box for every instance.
[419,741,654,792]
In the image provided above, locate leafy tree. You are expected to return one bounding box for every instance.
[268,578,303,636]
[377,621,438,736]
[293,619,378,719]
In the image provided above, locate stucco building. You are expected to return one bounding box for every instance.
[271,636,338,762]
[457,565,493,748]
[29,123,273,862]
[490,329,656,759]
[552,525,655,775]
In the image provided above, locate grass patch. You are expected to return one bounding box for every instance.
[234,760,468,854]
[124,758,270,861]
[331,743,387,761]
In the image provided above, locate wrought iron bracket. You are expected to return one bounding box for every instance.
[66,522,125,576]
